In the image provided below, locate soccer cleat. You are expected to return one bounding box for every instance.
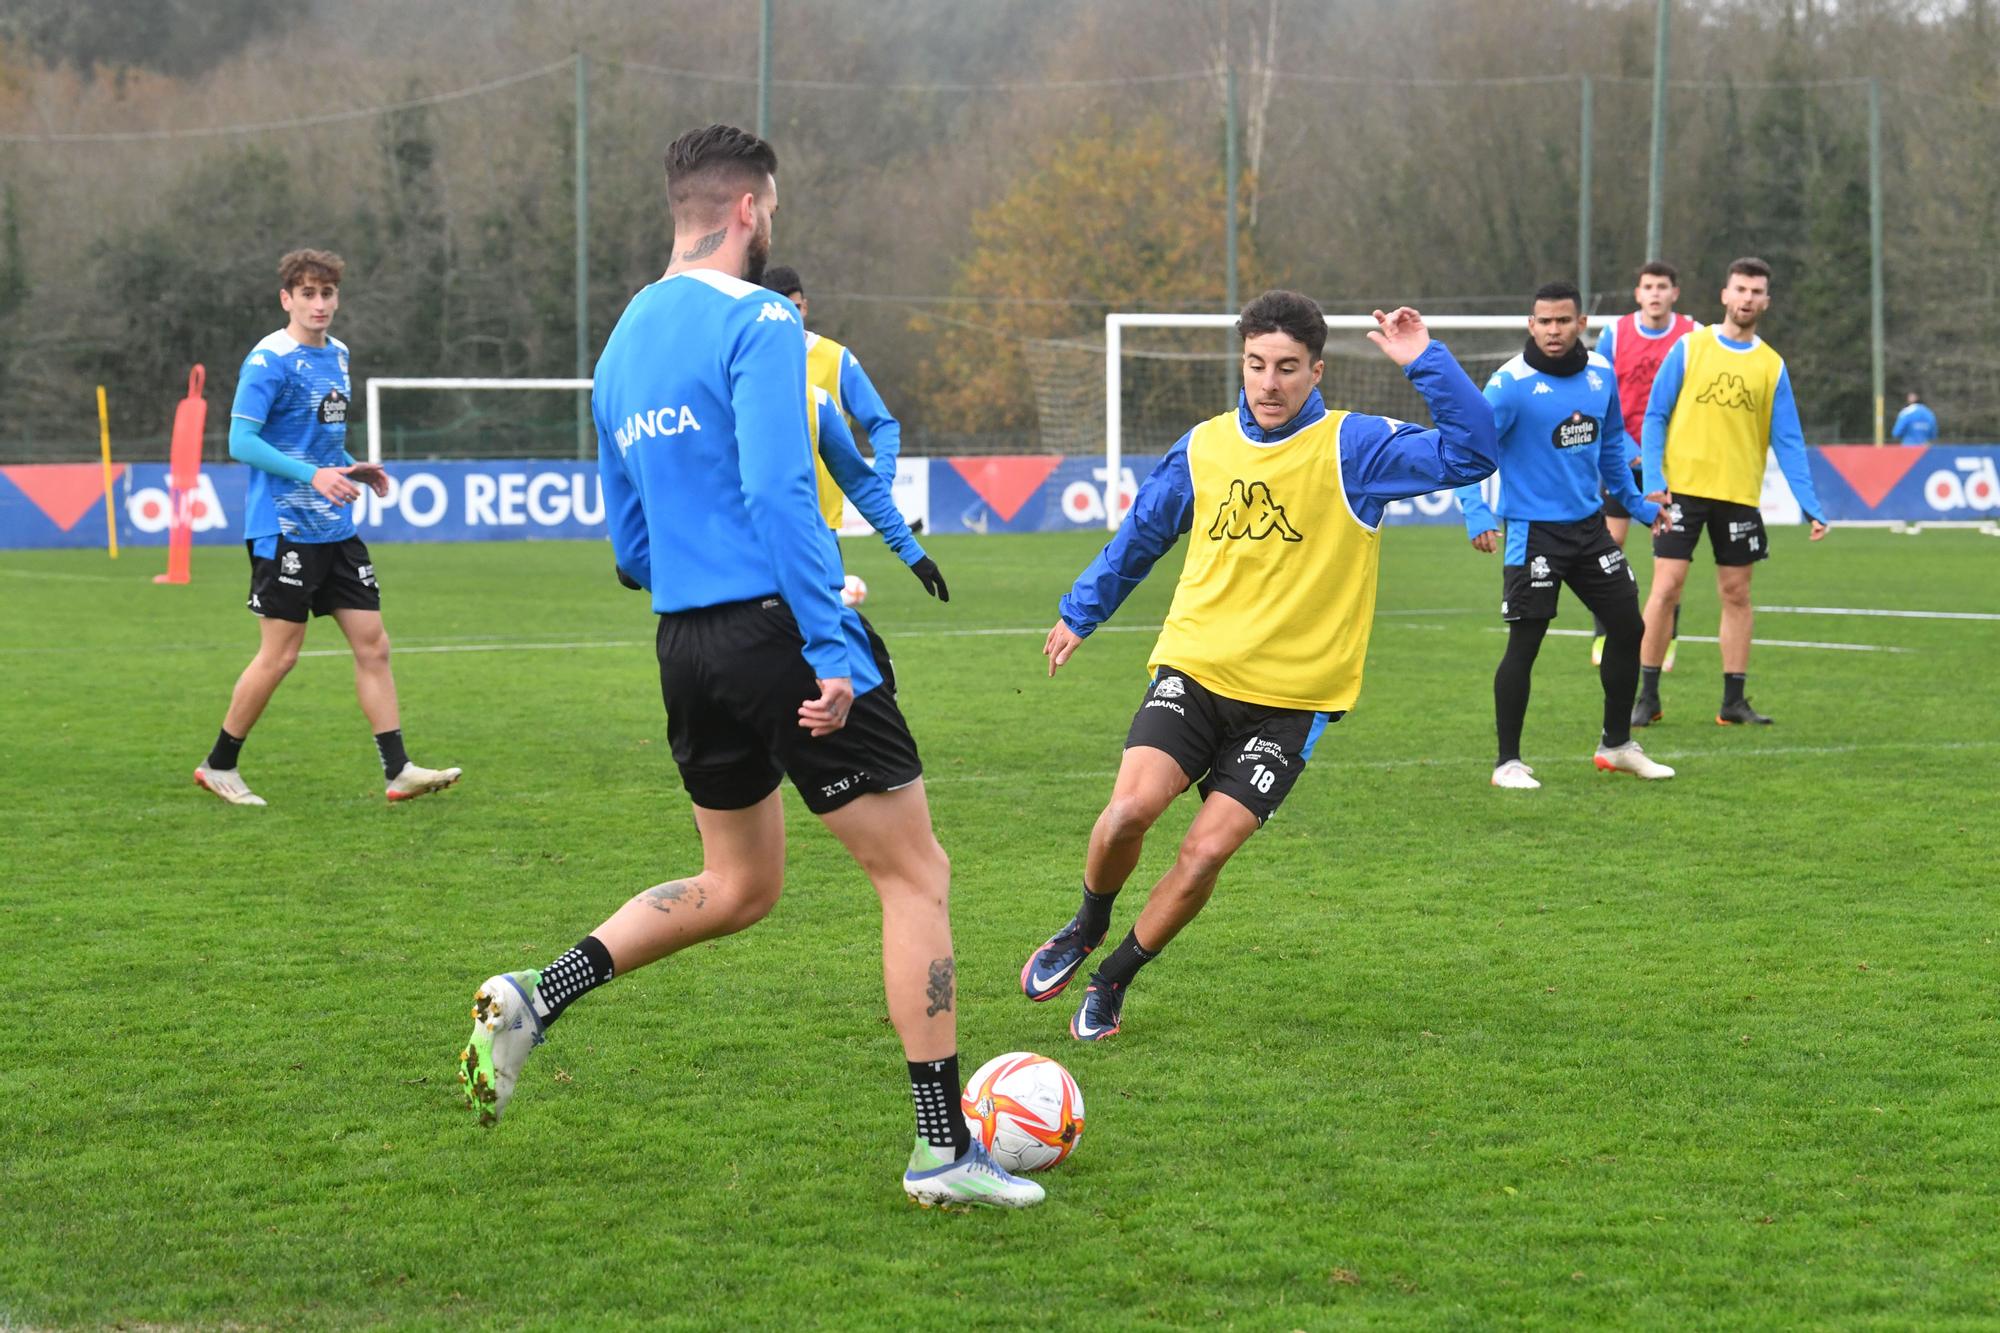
[459,971,545,1126]
[387,761,462,803]
[1631,696,1663,729]
[1490,759,1540,790]
[194,764,267,807]
[1593,741,1676,780]
[1590,634,1606,667]
[1716,698,1773,726]
[1020,916,1105,1003]
[902,1137,1045,1210]
[1662,638,1679,673]
[1069,976,1126,1041]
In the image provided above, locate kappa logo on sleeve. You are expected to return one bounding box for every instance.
[1206,479,1303,542]
[756,302,796,324]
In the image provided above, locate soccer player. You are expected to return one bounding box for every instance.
[1589,260,1698,668]
[458,125,1040,1210]
[761,266,906,529]
[1892,391,1938,445]
[1455,281,1676,790]
[1633,257,1829,728]
[192,249,461,807]
[1020,291,1499,1041]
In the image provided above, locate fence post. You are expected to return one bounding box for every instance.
[1869,76,1886,446]
[575,52,591,461]
[1579,74,1593,311]
[1646,0,1671,262]
[757,0,773,139]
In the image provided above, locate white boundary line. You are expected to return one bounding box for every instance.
[1506,627,1912,654]
[1756,604,2000,622]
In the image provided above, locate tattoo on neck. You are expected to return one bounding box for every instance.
[925,957,955,1018]
[679,228,727,262]
[641,879,707,914]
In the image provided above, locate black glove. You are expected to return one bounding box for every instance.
[615,563,643,591]
[909,556,949,602]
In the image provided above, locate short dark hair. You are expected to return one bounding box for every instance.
[1637,259,1679,284]
[1236,290,1326,359]
[1533,280,1582,310]
[762,265,804,299]
[278,248,343,291]
[1728,256,1773,285]
[664,124,778,224]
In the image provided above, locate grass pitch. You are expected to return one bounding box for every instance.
[3,524,1997,1330]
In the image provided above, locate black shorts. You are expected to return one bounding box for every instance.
[245,535,381,622]
[657,597,921,815]
[1500,514,1639,623]
[1600,461,1647,520]
[1652,493,1768,566]
[1123,666,1341,824]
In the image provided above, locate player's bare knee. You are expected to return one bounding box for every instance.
[1175,833,1239,885]
[1100,795,1162,845]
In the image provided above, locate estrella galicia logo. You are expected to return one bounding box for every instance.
[1552,410,1600,450]
[319,388,349,425]
[1695,372,1758,411]
[1207,479,1303,542]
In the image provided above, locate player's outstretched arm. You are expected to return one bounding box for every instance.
[815,392,928,571]
[1056,436,1196,644]
[840,354,903,484]
[1340,330,1500,504]
[1768,367,1829,541]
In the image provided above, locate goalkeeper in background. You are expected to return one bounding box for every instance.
[1021,292,1498,1042]
[761,266,907,528]
[193,248,461,807]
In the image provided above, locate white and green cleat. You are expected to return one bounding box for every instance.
[459,971,545,1127]
[902,1138,1045,1210]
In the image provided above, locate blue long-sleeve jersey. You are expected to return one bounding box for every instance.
[1059,340,1499,635]
[1640,332,1824,521]
[815,389,924,566]
[835,353,902,484]
[596,269,874,690]
[1455,349,1657,538]
[1892,401,1938,445]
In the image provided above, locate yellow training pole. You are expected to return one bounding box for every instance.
[97,384,118,559]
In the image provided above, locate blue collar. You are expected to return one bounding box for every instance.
[1235,387,1327,443]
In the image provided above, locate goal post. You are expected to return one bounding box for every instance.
[1103,313,1528,532]
[363,377,591,464]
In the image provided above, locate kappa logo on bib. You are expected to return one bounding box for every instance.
[1695,372,1758,411]
[1206,479,1303,542]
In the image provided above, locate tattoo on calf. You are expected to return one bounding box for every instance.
[925,956,955,1017]
[679,228,727,261]
[642,880,707,914]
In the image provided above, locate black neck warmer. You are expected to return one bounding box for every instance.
[1522,335,1589,378]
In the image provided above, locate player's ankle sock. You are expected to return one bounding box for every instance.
[1723,672,1747,706]
[1639,665,1662,698]
[1094,929,1160,988]
[206,728,244,771]
[908,1054,971,1158]
[374,729,410,782]
[534,934,615,1025]
[1077,882,1115,942]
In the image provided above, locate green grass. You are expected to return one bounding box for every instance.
[3,525,1998,1330]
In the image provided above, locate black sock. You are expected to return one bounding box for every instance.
[1723,672,1747,706]
[374,729,410,781]
[1493,618,1548,765]
[1639,665,1662,699]
[1094,928,1160,988]
[1077,882,1115,942]
[206,728,244,771]
[909,1054,971,1157]
[534,935,615,1025]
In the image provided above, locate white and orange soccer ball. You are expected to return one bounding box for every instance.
[841,573,868,607]
[961,1051,1084,1172]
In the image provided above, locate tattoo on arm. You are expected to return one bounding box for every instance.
[925,957,955,1018]
[641,879,707,914]
[679,228,727,262]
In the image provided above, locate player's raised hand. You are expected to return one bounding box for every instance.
[341,462,391,498]
[1471,529,1498,554]
[1366,307,1431,367]
[312,466,361,505]
[799,677,854,736]
[1044,620,1084,678]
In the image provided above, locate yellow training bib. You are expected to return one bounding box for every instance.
[805,332,847,529]
[1149,408,1381,712]
[1664,327,1784,507]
